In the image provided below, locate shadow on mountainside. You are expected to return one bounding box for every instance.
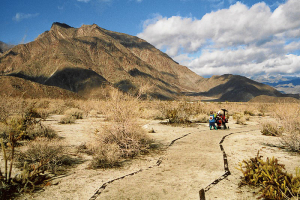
[44,68,108,93]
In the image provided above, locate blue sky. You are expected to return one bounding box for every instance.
[1,0,300,80]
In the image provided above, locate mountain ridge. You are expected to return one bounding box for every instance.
[0,22,292,102]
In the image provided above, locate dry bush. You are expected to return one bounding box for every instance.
[260,121,284,136]
[280,119,300,152]
[59,115,76,124]
[64,108,84,119]
[272,103,300,152]
[233,113,247,125]
[16,138,72,174]
[160,101,193,124]
[192,114,209,123]
[89,91,153,168]
[26,124,58,140]
[89,143,121,168]
[244,110,255,116]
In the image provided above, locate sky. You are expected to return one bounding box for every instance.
[1,0,300,80]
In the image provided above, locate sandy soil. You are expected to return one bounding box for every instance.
[17,115,300,200]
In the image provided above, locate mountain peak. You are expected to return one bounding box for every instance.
[51,22,73,29]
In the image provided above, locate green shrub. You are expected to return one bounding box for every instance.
[238,151,300,199]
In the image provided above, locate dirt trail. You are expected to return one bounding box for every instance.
[19,116,300,200]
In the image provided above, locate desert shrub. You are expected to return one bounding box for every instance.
[191,113,209,123]
[271,104,300,152]
[26,124,57,140]
[89,143,121,168]
[2,105,55,141]
[244,110,255,116]
[161,101,193,124]
[233,113,247,125]
[238,152,300,199]
[89,91,153,168]
[64,108,84,119]
[59,115,76,124]
[16,138,71,174]
[280,120,300,152]
[260,122,284,136]
[100,123,151,158]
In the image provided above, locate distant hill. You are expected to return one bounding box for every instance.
[186,74,283,102]
[0,22,288,101]
[249,95,300,103]
[263,78,300,94]
[0,41,14,54]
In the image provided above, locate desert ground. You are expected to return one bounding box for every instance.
[15,111,300,200]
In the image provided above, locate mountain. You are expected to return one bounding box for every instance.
[263,78,300,95]
[0,41,14,55]
[0,22,288,101]
[0,22,202,100]
[249,95,300,103]
[187,74,283,102]
[0,76,82,99]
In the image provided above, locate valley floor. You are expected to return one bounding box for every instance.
[18,115,300,200]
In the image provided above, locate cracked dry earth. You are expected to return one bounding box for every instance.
[19,115,300,200]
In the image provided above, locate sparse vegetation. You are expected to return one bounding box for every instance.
[1,95,300,198]
[88,91,153,168]
[233,113,247,125]
[16,138,72,174]
[260,122,284,136]
[238,151,300,199]
[59,115,76,124]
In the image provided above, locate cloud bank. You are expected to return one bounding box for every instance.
[138,0,300,78]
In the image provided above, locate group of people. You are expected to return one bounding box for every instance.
[209,110,226,130]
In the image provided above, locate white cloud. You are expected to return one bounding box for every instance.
[137,0,300,78]
[12,13,39,22]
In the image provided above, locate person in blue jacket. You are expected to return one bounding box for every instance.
[209,111,217,130]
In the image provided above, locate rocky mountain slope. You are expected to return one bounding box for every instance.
[0,76,82,99]
[0,22,202,100]
[0,41,14,55]
[0,22,289,101]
